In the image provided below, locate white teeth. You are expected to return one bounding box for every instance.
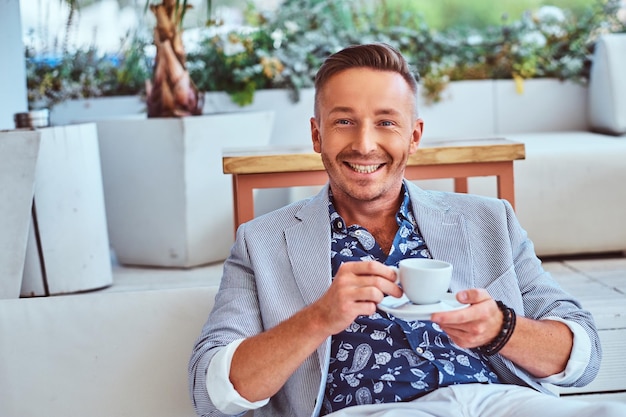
[347,163,381,173]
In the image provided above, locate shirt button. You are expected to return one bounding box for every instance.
[416,347,424,354]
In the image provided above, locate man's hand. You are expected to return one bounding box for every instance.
[430,289,502,349]
[309,261,402,335]
[231,261,401,402]
[431,288,573,377]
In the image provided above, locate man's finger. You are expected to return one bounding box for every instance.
[455,288,491,304]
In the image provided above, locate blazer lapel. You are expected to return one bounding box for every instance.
[284,186,334,306]
[407,183,475,291]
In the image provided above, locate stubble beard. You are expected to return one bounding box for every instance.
[322,151,406,204]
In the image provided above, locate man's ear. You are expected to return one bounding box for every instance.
[409,118,424,154]
[311,117,322,153]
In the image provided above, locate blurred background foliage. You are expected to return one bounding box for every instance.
[386,0,600,30]
[25,0,626,109]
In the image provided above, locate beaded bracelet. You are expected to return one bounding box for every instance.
[478,300,516,356]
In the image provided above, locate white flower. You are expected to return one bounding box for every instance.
[536,6,566,23]
[467,34,483,46]
[223,39,245,57]
[535,6,566,37]
[271,29,284,49]
[521,31,547,48]
[284,20,299,33]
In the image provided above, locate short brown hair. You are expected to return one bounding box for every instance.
[314,43,419,117]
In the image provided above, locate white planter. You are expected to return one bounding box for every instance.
[50,88,315,147]
[20,124,113,296]
[415,78,589,141]
[418,79,496,142]
[494,79,588,134]
[96,111,274,268]
[203,88,315,147]
[50,96,146,126]
[0,130,40,299]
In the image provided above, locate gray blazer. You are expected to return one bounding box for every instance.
[189,181,601,417]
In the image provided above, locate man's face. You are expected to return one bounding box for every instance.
[311,67,423,206]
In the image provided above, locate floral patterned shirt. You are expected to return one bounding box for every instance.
[321,185,500,415]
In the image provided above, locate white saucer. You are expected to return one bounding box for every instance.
[378,293,469,321]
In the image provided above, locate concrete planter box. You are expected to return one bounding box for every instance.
[203,88,315,147]
[50,89,314,147]
[50,96,146,125]
[494,78,588,134]
[96,111,274,268]
[418,79,496,141]
[416,78,587,141]
[49,90,310,219]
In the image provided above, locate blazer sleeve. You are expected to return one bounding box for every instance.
[188,222,265,417]
[488,199,602,388]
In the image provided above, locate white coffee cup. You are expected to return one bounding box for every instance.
[394,258,453,305]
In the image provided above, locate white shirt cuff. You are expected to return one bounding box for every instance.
[206,338,270,414]
[537,317,592,385]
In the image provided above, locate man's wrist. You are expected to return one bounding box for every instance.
[478,301,516,356]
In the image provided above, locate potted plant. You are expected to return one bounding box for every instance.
[24,0,273,268]
[90,0,275,268]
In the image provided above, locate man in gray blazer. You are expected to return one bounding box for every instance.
[189,43,624,416]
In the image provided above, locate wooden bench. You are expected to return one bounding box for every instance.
[223,138,525,232]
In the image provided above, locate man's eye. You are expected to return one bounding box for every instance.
[380,121,394,127]
[337,119,351,125]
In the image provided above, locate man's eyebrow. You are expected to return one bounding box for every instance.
[328,106,354,114]
[374,108,402,116]
[327,107,402,116]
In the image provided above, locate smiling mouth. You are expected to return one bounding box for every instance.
[346,162,383,174]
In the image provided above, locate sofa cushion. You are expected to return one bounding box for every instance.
[505,131,626,255]
[0,286,217,417]
[588,33,626,136]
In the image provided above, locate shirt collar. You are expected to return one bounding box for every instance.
[328,183,416,233]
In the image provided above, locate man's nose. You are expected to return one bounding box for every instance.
[351,125,377,153]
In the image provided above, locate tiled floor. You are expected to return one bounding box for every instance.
[107,253,626,297]
[542,254,626,330]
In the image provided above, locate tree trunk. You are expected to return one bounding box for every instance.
[146,0,204,117]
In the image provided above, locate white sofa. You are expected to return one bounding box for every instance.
[0,286,217,417]
[1,276,624,417]
[415,33,626,257]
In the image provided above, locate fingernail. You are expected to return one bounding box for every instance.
[458,291,468,302]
